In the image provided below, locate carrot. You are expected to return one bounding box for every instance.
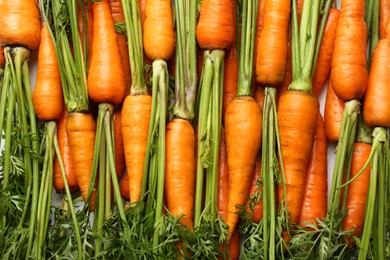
[223,46,238,118]
[0,0,41,50]
[298,113,327,227]
[113,109,125,178]
[331,0,368,101]
[120,173,130,201]
[277,91,319,225]
[380,0,390,39]
[139,0,147,25]
[254,86,265,109]
[88,0,126,105]
[196,0,235,50]
[0,47,4,68]
[312,8,340,96]
[66,112,97,209]
[342,142,372,247]
[297,0,304,21]
[246,156,263,223]
[255,0,290,87]
[78,2,93,66]
[363,33,390,127]
[218,127,229,222]
[143,0,175,61]
[225,96,262,240]
[276,28,292,101]
[228,228,241,260]
[32,22,64,122]
[53,110,78,193]
[165,118,195,228]
[253,0,265,74]
[324,80,345,143]
[122,95,152,203]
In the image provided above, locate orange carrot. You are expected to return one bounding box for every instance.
[88,0,126,105]
[143,0,175,61]
[297,0,304,21]
[277,91,319,225]
[109,0,132,91]
[32,22,64,122]
[331,0,368,101]
[255,0,290,87]
[113,109,125,178]
[122,95,152,203]
[312,8,340,96]
[298,113,327,226]
[196,0,235,50]
[324,80,345,142]
[165,118,195,228]
[380,0,390,39]
[0,0,41,50]
[276,28,292,101]
[225,96,262,240]
[218,127,229,222]
[254,86,265,109]
[139,0,147,25]
[228,228,241,260]
[253,0,266,77]
[120,173,130,201]
[0,47,4,68]
[363,31,390,127]
[66,112,97,209]
[342,142,372,247]
[223,46,238,118]
[246,156,263,223]
[53,110,78,193]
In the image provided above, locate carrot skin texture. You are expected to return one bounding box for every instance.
[218,127,229,222]
[66,112,97,209]
[0,0,41,50]
[324,80,344,142]
[343,142,372,247]
[143,0,175,61]
[277,28,292,101]
[331,0,368,101]
[255,0,290,87]
[255,86,265,109]
[122,95,152,203]
[108,0,132,91]
[88,0,126,105]
[0,47,4,68]
[54,110,78,193]
[277,91,319,225]
[32,23,64,122]
[380,0,390,39]
[246,156,263,223]
[120,173,130,201]
[223,46,238,118]
[196,0,235,50]
[113,109,125,178]
[298,113,327,226]
[312,8,340,96]
[363,38,390,127]
[165,118,196,228]
[228,228,241,260]
[139,0,147,25]
[225,96,262,240]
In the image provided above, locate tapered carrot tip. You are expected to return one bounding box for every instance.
[225,96,262,241]
[165,118,195,228]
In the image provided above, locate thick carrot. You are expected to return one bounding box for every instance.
[165,118,195,228]
[324,80,345,143]
[88,0,126,105]
[255,0,290,87]
[109,0,132,91]
[32,22,64,122]
[143,0,175,61]
[298,113,327,226]
[380,0,390,39]
[196,0,235,50]
[363,33,390,127]
[331,0,368,101]
[120,173,130,201]
[277,91,319,225]
[312,8,340,96]
[53,110,78,193]
[225,96,262,240]
[276,28,292,101]
[218,127,229,222]
[253,0,265,73]
[113,109,125,178]
[246,156,263,223]
[0,0,40,50]
[66,112,96,209]
[343,142,372,247]
[223,46,238,118]
[122,95,152,203]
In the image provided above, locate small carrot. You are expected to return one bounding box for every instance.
[223,46,238,118]
[228,228,241,260]
[165,118,196,228]
[342,142,372,247]
[88,0,126,105]
[324,80,345,143]
[53,110,78,193]
[218,127,229,222]
[196,0,235,50]
[120,173,130,201]
[143,0,175,61]
[380,0,390,39]
[298,113,327,227]
[32,22,64,122]
[246,156,263,223]
[312,8,340,96]
[0,0,41,50]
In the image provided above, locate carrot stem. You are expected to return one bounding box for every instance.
[95,132,106,256]
[368,0,380,64]
[376,146,386,259]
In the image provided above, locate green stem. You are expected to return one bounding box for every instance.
[377,145,385,260]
